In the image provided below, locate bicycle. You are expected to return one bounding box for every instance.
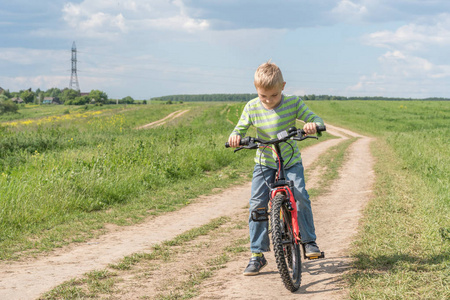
[225,125,326,292]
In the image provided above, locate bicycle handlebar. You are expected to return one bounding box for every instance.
[225,125,326,149]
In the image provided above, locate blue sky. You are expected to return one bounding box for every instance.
[1,0,449,99]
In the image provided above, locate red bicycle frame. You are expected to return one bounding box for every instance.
[270,187,300,244]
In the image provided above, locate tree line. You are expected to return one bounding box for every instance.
[152,94,449,102]
[151,94,259,102]
[2,88,448,116]
[0,87,129,105]
[0,87,138,115]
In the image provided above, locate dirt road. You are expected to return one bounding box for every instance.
[195,125,374,299]
[0,124,374,299]
[135,109,190,129]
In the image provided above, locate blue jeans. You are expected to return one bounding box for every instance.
[249,162,316,253]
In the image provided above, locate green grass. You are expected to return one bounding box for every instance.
[40,269,119,299]
[306,100,449,299]
[306,137,356,197]
[347,140,449,299]
[0,102,256,260]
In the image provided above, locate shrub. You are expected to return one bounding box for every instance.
[0,100,19,114]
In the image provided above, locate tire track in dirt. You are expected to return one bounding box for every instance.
[193,126,374,300]
[135,109,189,129]
[0,125,373,300]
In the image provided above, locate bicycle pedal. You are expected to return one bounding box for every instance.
[306,252,325,260]
[251,207,269,222]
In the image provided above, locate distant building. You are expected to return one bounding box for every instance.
[0,87,4,94]
[42,97,61,105]
[11,97,24,104]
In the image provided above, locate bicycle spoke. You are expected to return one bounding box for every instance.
[271,194,302,292]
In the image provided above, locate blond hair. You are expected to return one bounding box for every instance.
[254,60,284,89]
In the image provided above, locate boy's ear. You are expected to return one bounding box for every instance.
[282,82,286,90]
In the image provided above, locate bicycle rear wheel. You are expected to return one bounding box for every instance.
[270,193,302,292]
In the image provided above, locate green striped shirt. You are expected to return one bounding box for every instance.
[231,94,324,169]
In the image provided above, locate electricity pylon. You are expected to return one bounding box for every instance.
[69,41,80,91]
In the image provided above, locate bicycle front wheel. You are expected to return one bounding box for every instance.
[270,193,302,292]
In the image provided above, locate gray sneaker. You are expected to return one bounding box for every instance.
[304,241,321,257]
[243,254,267,276]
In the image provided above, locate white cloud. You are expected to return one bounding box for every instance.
[62,2,128,36]
[363,13,450,51]
[348,51,450,96]
[379,50,450,78]
[380,51,431,75]
[129,14,209,33]
[331,0,368,21]
[61,0,209,37]
[349,12,450,97]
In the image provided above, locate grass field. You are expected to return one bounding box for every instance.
[1,100,448,299]
[307,100,449,299]
[0,102,256,259]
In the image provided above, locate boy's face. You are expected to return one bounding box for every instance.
[256,82,286,110]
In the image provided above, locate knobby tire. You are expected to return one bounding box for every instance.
[270,193,302,292]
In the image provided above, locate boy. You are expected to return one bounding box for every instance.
[228,61,324,276]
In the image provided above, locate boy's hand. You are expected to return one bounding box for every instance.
[228,135,241,148]
[303,123,317,135]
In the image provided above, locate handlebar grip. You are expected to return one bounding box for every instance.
[225,136,251,148]
[316,125,326,132]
